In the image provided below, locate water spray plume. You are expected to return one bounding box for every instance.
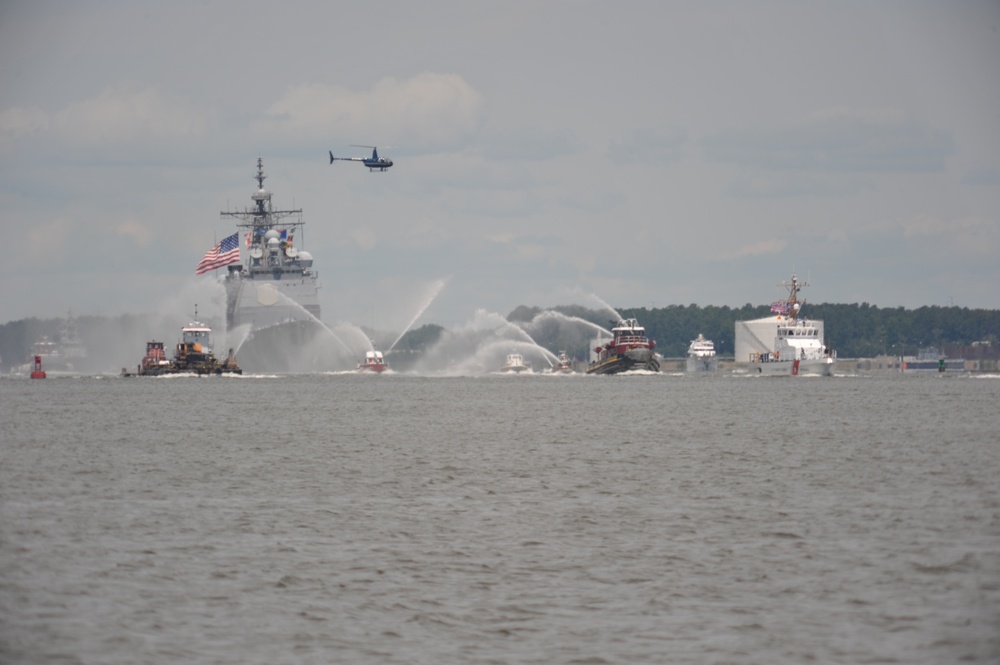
[589,293,622,322]
[388,277,448,353]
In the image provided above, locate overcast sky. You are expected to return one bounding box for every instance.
[2,1,998,331]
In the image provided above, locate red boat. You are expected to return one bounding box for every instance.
[358,349,387,373]
[138,341,172,375]
[587,318,660,374]
[554,351,574,373]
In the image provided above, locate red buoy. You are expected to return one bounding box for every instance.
[30,355,46,379]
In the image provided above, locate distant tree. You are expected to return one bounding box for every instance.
[506,305,542,323]
[393,324,444,351]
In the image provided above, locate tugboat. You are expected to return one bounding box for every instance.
[500,353,529,373]
[587,318,659,374]
[686,334,719,372]
[357,348,387,373]
[218,158,322,373]
[554,351,574,373]
[125,317,242,376]
[736,274,835,377]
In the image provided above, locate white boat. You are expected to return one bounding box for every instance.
[357,349,387,373]
[738,274,835,377]
[686,334,718,372]
[500,353,529,373]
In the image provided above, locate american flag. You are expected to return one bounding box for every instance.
[770,300,790,315]
[195,233,241,274]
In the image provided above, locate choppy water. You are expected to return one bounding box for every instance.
[2,371,998,664]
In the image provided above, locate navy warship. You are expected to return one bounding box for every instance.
[220,159,328,372]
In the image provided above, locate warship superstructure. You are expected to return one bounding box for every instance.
[221,159,324,372]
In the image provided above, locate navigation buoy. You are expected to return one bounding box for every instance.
[30,355,46,379]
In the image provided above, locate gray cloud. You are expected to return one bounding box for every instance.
[701,111,955,173]
[606,128,688,166]
[961,166,1000,186]
[1,1,998,324]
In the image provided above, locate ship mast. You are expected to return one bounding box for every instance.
[778,274,807,320]
[220,157,303,254]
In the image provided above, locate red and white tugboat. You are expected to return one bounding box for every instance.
[587,318,659,374]
[357,349,387,373]
[554,351,574,373]
[137,341,172,375]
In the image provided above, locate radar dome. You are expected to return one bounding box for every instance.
[267,237,280,249]
[297,251,313,267]
[263,229,280,241]
[252,188,270,201]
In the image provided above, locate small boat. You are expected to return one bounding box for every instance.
[500,353,529,373]
[587,318,660,374]
[554,351,574,373]
[136,341,172,375]
[357,349,387,373]
[686,334,719,372]
[124,317,242,376]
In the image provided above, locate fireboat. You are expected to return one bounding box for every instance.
[587,318,660,374]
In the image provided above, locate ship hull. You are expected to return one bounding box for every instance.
[133,366,242,377]
[230,319,346,374]
[226,274,321,330]
[587,349,660,375]
[225,272,340,373]
[687,356,719,372]
[749,357,834,377]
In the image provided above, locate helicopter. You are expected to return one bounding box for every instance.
[329,145,393,172]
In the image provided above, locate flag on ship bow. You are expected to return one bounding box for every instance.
[195,233,241,274]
